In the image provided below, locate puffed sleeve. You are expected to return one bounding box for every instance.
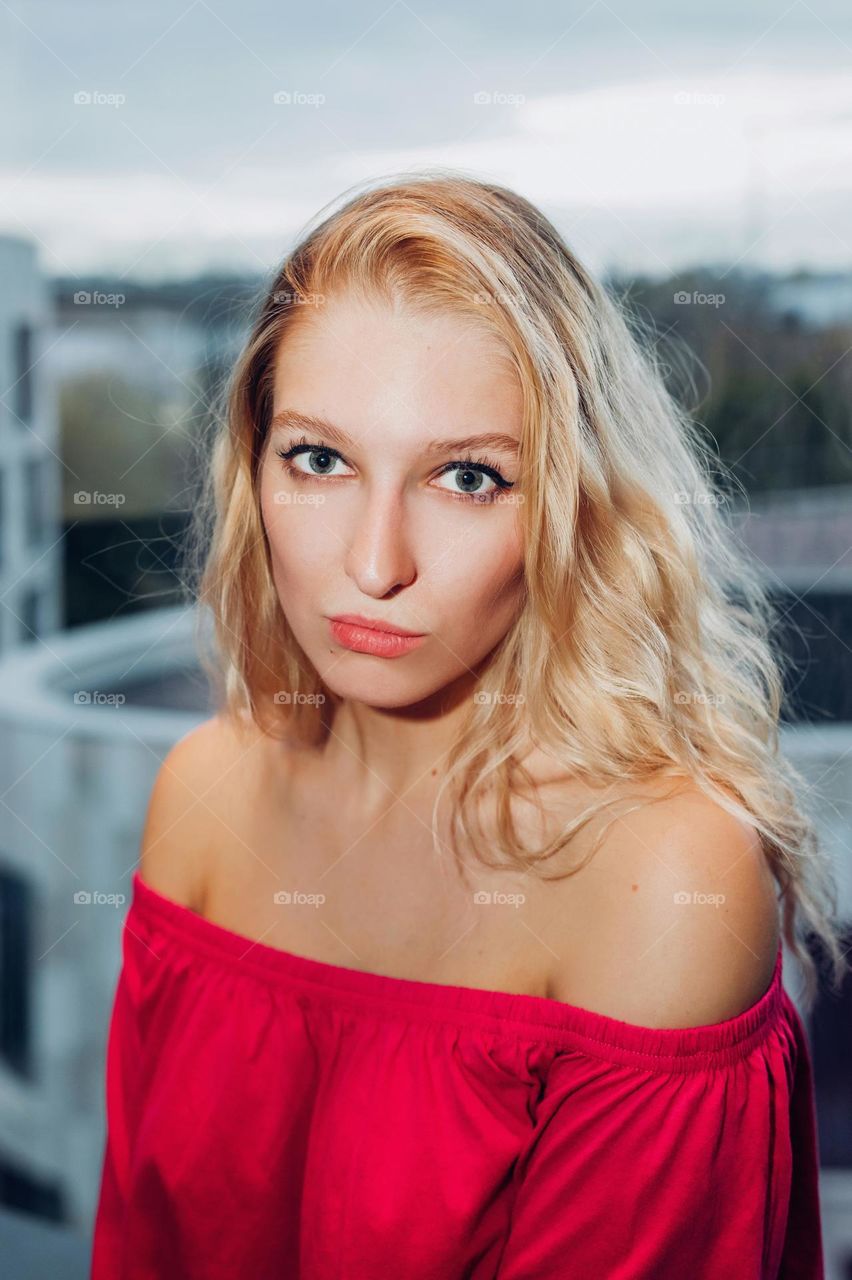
[494,991,824,1279]
[90,915,153,1279]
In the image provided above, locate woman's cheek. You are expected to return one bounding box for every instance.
[431,511,523,587]
[264,489,337,566]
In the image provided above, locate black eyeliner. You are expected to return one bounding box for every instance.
[273,436,514,491]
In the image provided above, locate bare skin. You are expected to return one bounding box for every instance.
[143,711,578,997]
[140,291,780,1027]
[140,708,779,1023]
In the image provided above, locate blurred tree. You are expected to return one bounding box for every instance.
[59,373,191,521]
[59,373,196,626]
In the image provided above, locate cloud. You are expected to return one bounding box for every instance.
[3,66,851,277]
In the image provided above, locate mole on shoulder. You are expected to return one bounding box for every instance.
[631,883,639,892]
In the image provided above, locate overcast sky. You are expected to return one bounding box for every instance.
[3,0,852,281]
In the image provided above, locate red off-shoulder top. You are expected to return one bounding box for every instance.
[90,870,825,1278]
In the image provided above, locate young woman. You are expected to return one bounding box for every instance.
[90,172,843,1279]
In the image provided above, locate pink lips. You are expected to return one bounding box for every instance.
[327,614,427,658]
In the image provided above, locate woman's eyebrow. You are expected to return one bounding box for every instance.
[269,408,520,457]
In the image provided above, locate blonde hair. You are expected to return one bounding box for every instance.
[187,168,845,1012]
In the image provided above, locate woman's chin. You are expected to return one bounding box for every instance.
[312,663,458,712]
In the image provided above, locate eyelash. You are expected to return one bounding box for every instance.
[273,436,515,502]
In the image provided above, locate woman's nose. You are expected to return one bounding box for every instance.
[343,489,417,598]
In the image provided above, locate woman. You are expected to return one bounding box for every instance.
[90,171,843,1279]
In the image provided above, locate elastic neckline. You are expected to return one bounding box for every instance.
[129,870,786,1069]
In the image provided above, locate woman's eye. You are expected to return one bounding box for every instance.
[433,464,503,498]
[276,443,511,501]
[280,446,353,478]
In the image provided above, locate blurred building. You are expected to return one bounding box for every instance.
[767,272,852,330]
[0,236,62,652]
[736,485,852,1279]
[0,607,209,1236]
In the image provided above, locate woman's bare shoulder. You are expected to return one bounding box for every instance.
[541,773,782,1026]
[137,710,287,911]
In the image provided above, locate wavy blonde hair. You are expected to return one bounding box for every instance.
[187,168,845,1012]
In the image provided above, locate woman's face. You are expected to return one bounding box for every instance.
[258,290,526,708]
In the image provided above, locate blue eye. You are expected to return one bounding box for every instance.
[273,439,515,504]
[276,443,353,479]
[433,464,500,497]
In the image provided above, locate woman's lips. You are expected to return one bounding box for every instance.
[328,617,427,658]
